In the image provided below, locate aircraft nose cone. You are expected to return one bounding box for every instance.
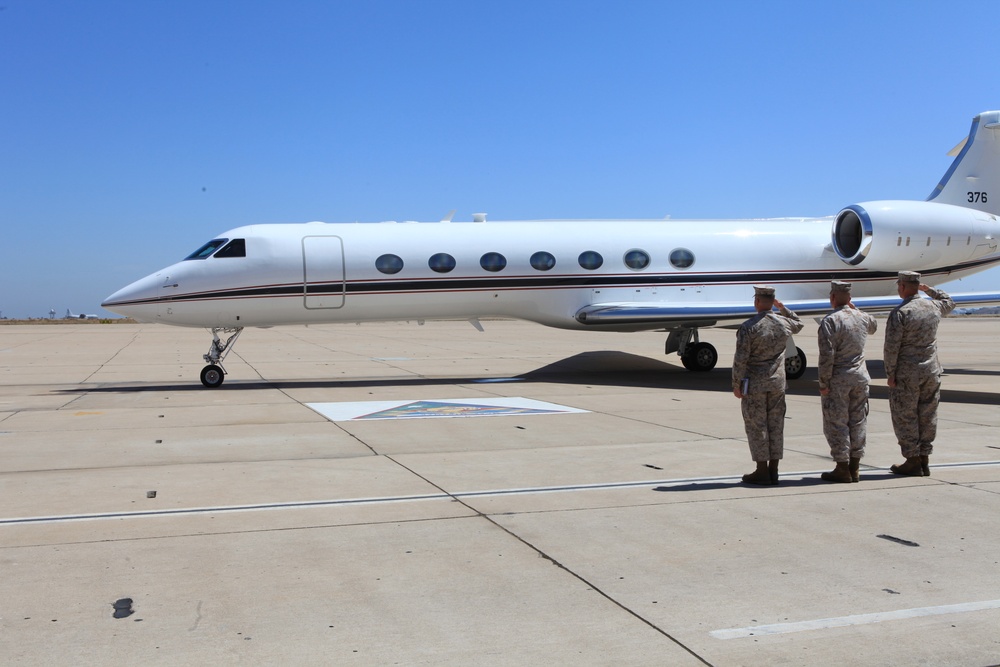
[102,273,163,321]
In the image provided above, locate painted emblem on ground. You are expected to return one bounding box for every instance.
[306,397,588,422]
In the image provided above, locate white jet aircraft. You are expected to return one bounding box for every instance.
[104,111,1000,387]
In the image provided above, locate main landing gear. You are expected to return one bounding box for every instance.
[784,345,807,380]
[669,329,719,372]
[681,341,719,372]
[200,327,243,388]
[667,328,808,379]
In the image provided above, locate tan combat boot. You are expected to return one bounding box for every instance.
[920,455,930,477]
[849,457,861,483]
[890,457,924,476]
[821,461,853,483]
[742,461,773,485]
[768,459,780,486]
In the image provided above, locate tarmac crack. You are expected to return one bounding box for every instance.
[275,382,381,456]
[80,330,144,385]
[232,351,269,383]
[383,454,716,667]
[331,422,380,456]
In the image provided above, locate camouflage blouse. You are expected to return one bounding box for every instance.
[883,287,955,379]
[817,307,878,390]
[732,305,804,394]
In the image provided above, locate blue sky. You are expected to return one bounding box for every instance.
[2,0,999,318]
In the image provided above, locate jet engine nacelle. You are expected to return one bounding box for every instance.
[832,200,995,270]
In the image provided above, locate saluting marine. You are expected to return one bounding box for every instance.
[732,285,804,485]
[817,280,878,483]
[883,271,955,476]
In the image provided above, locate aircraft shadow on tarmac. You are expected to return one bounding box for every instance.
[653,472,904,492]
[861,360,999,405]
[940,367,1000,377]
[64,351,999,405]
[60,351,735,394]
[61,351,708,394]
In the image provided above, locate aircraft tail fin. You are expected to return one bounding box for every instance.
[928,110,1000,216]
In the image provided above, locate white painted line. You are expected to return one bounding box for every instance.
[1,476,706,526]
[3,461,1000,527]
[0,493,448,526]
[710,599,1000,639]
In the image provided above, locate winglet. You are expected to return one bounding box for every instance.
[928,110,1000,215]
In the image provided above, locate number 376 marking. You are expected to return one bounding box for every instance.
[968,191,989,203]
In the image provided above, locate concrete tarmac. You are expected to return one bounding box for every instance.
[1,317,999,665]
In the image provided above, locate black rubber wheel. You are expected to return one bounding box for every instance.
[785,347,807,380]
[684,342,718,372]
[200,364,225,388]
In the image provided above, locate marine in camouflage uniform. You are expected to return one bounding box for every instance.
[817,281,877,483]
[883,271,955,476]
[732,285,804,485]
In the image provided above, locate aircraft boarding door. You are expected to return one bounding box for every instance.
[302,236,346,309]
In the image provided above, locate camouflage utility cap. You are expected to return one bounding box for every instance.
[831,280,852,294]
[754,285,776,298]
[897,271,921,284]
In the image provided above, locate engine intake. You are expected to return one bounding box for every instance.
[832,206,873,265]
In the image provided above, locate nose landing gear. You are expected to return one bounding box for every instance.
[200,364,225,388]
[200,327,243,387]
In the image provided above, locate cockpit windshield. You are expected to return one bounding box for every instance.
[214,239,246,258]
[185,239,229,260]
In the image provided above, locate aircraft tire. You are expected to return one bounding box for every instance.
[680,351,695,370]
[785,347,807,380]
[200,364,225,388]
[684,342,718,372]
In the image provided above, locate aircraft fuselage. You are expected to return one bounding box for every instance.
[103,209,997,331]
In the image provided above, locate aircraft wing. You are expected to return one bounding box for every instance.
[944,291,1000,308]
[576,292,1000,328]
[576,299,833,328]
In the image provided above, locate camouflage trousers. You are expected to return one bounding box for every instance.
[821,382,869,462]
[741,390,785,461]
[889,371,941,457]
